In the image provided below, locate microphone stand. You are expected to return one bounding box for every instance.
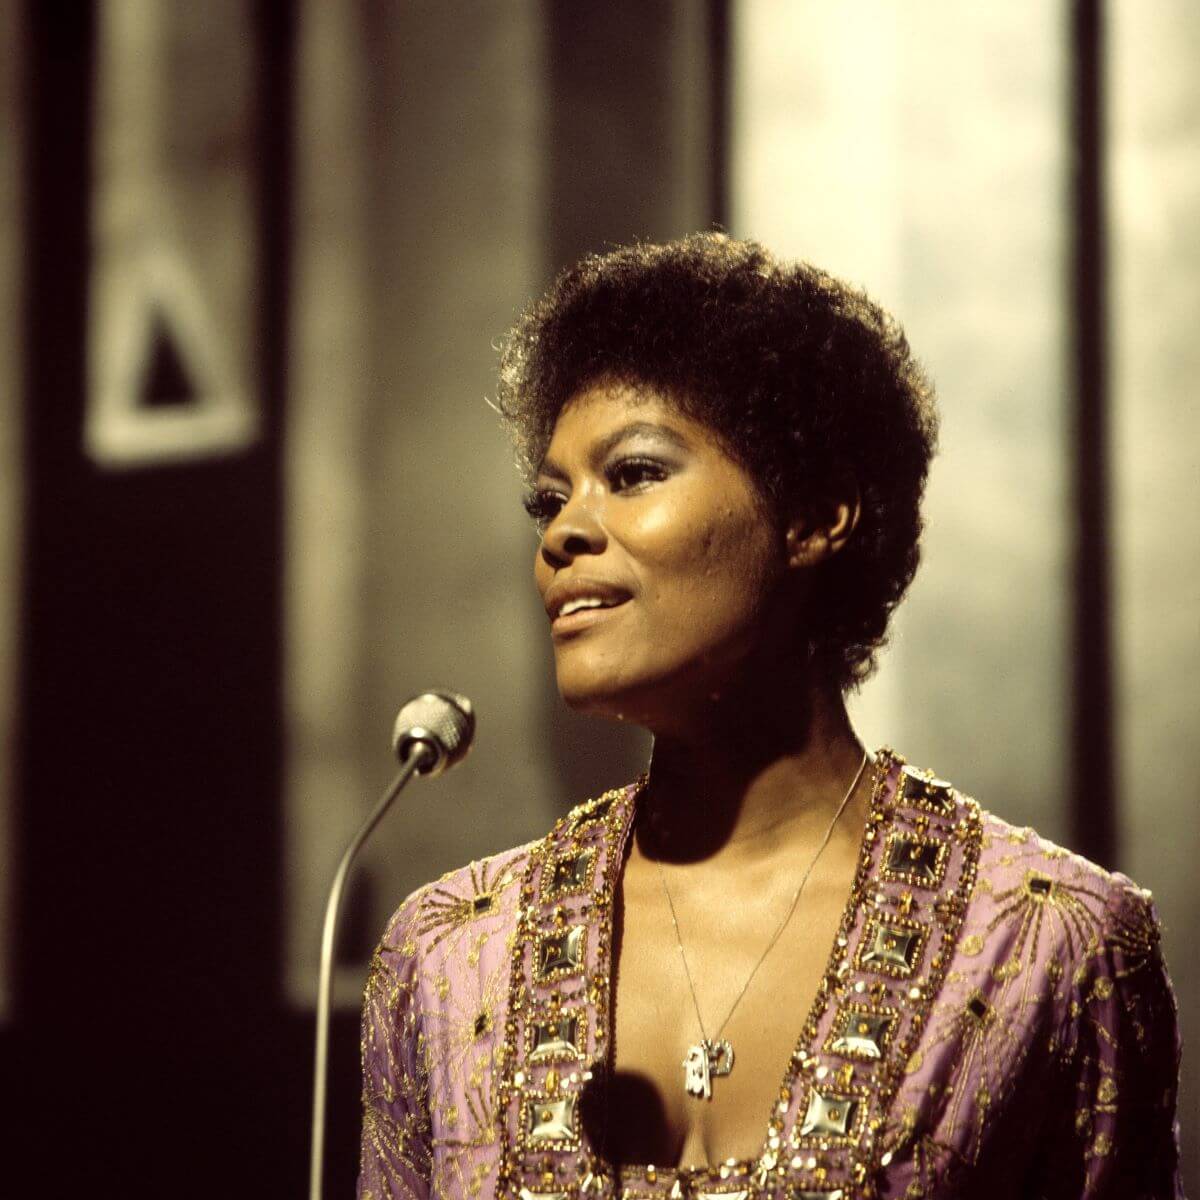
[309,742,434,1200]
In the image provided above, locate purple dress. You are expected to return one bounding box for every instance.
[358,750,1184,1199]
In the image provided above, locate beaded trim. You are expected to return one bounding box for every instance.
[497,778,642,1198]
[494,752,983,1199]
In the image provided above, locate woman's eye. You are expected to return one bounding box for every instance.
[521,459,667,531]
[522,488,565,530]
[608,457,669,492]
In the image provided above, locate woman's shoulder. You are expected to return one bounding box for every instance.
[883,753,1166,1006]
[375,838,536,960]
[374,777,640,963]
[881,765,1182,1190]
[912,768,1172,1044]
[886,754,1157,935]
[969,798,1160,940]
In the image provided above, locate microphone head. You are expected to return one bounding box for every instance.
[391,690,475,777]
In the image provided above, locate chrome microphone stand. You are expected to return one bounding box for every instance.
[308,744,432,1200]
[309,690,474,1200]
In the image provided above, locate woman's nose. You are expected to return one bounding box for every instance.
[540,498,607,566]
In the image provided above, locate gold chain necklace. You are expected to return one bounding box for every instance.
[654,752,869,1100]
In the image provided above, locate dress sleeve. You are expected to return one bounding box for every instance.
[357,893,433,1200]
[1036,881,1184,1199]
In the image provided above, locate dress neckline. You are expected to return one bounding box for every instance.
[494,749,983,1199]
[605,755,890,1179]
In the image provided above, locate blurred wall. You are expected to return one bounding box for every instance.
[734,0,1070,834]
[285,0,712,1009]
[87,0,261,467]
[1,1,1195,1196]
[286,0,556,1011]
[1110,0,1200,1181]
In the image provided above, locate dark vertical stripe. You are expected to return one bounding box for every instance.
[707,0,731,230]
[8,0,94,1180]
[16,0,95,991]
[256,0,296,453]
[6,1,306,1194]
[542,0,675,806]
[546,0,677,269]
[1068,0,1116,868]
[253,0,294,993]
[16,0,92,486]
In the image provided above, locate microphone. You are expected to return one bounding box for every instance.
[391,689,475,776]
[310,691,475,1200]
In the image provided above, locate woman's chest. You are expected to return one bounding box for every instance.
[606,867,857,1169]
[466,762,1073,1198]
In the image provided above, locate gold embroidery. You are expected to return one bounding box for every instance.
[413,858,518,953]
[498,780,639,1197]
[493,754,985,1199]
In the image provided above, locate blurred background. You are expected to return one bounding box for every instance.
[1,0,1196,1195]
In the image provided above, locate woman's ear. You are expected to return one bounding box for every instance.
[784,475,862,569]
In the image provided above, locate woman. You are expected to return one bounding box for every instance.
[358,234,1183,1199]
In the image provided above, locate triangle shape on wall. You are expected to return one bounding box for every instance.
[139,312,199,409]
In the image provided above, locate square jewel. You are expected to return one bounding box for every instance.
[900,766,954,814]
[545,848,596,899]
[526,1094,578,1145]
[799,1088,860,1141]
[537,925,586,981]
[857,916,925,977]
[528,1010,585,1062]
[825,1004,896,1061]
[965,990,996,1027]
[1025,870,1054,898]
[882,833,948,889]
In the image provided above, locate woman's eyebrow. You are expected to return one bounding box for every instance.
[537,421,691,480]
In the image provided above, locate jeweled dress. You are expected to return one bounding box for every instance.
[357,750,1184,1199]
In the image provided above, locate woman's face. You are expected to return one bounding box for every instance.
[529,380,793,728]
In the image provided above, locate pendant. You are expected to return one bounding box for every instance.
[682,1038,735,1100]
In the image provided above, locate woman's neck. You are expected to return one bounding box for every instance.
[635,677,870,867]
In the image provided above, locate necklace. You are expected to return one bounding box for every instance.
[654,751,870,1100]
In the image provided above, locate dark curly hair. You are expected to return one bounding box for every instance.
[495,232,938,692]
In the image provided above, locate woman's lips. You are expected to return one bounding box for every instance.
[550,598,630,638]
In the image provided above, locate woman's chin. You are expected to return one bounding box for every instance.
[555,651,755,737]
[556,678,630,718]
[554,659,697,730]
[555,664,646,721]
